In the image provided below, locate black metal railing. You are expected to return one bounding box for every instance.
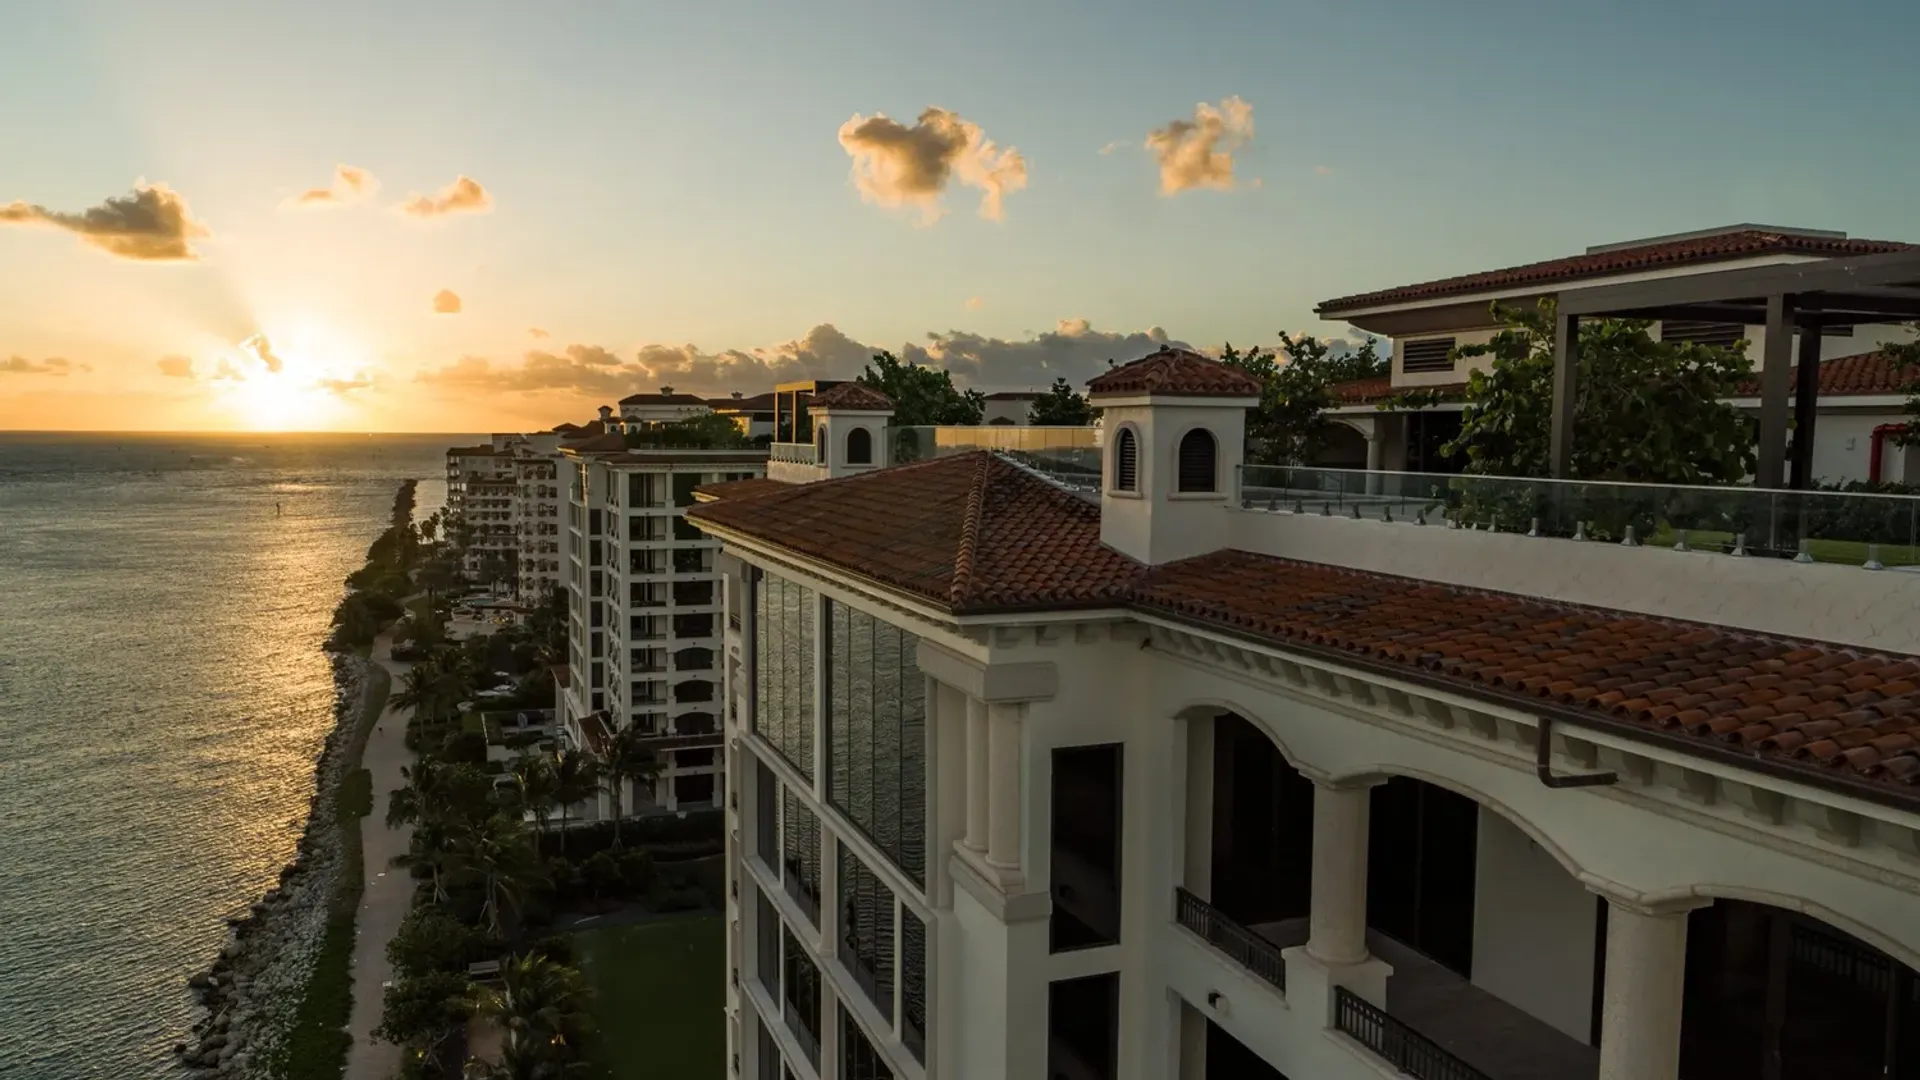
[1789,921,1898,995]
[1335,987,1490,1080]
[1174,887,1286,992]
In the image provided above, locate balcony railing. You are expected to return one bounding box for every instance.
[890,426,1103,492]
[771,442,818,465]
[1173,887,1286,993]
[1335,987,1490,1080]
[1240,464,1920,568]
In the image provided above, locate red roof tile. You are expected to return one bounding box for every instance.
[1317,230,1912,314]
[1133,549,1920,798]
[620,391,710,406]
[1087,346,1264,398]
[692,477,791,502]
[686,452,1139,613]
[809,382,895,411]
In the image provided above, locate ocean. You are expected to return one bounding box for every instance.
[0,432,473,1080]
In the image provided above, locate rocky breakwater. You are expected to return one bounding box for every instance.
[176,651,371,1078]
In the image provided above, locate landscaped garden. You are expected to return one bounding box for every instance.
[575,917,726,1080]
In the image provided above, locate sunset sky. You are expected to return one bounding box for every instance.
[5,0,1919,432]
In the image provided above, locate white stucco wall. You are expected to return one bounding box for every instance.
[1471,811,1597,1042]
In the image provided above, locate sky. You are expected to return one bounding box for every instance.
[4,0,1919,433]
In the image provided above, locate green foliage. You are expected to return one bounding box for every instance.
[1027,377,1095,425]
[439,729,489,765]
[466,953,596,1071]
[388,905,485,977]
[623,411,753,449]
[856,349,984,426]
[373,970,470,1049]
[1219,333,1386,465]
[1887,330,1920,447]
[1444,301,1757,484]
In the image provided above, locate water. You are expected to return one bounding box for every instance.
[0,432,473,1080]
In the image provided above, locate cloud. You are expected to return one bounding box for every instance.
[0,181,209,260]
[399,175,492,218]
[415,320,1187,401]
[212,358,246,381]
[528,327,549,339]
[1144,97,1254,195]
[240,333,285,373]
[317,374,373,394]
[837,107,1028,224]
[432,289,463,314]
[1099,140,1129,156]
[283,164,379,209]
[966,296,984,311]
[3,356,89,376]
[157,354,195,378]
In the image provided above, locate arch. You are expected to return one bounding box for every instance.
[1176,427,1218,493]
[1111,424,1140,493]
[814,423,828,461]
[1673,884,1920,974]
[845,425,873,465]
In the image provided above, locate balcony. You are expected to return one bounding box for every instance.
[770,441,817,465]
[1173,888,1285,993]
[1337,989,1491,1080]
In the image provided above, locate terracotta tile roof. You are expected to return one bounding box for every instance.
[1328,348,1915,409]
[619,391,710,406]
[686,451,1139,613]
[1087,346,1264,398]
[1317,230,1912,314]
[809,382,895,411]
[1133,549,1920,797]
[692,477,791,502]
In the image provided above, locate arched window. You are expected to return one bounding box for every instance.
[846,426,873,465]
[1113,427,1138,492]
[814,425,828,461]
[1177,429,1217,493]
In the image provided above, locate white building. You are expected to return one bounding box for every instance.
[557,437,770,816]
[1315,225,1918,485]
[445,435,520,587]
[510,432,567,602]
[620,387,714,424]
[689,346,1920,1080]
[982,391,1040,427]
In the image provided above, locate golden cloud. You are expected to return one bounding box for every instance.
[1144,97,1254,195]
[241,333,285,374]
[528,327,549,339]
[157,354,195,378]
[283,164,379,210]
[433,289,463,314]
[966,296,984,310]
[318,374,373,394]
[0,181,210,260]
[3,356,89,376]
[399,175,492,218]
[837,107,1028,224]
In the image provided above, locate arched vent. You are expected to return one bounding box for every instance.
[1114,428,1138,492]
[1177,429,1216,493]
[846,426,873,465]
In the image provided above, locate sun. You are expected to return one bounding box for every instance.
[211,326,371,431]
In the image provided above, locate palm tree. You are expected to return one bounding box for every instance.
[599,727,661,843]
[548,751,600,853]
[511,755,559,838]
[395,815,456,903]
[466,954,593,1061]
[447,813,543,937]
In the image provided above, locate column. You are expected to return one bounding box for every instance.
[964,696,989,852]
[1306,780,1371,967]
[1790,319,1822,490]
[1548,311,1580,478]
[1597,899,1692,1080]
[986,703,1023,874]
[1756,294,1796,490]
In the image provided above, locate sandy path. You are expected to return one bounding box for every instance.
[344,636,416,1080]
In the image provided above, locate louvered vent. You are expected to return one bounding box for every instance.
[1177,429,1216,493]
[1661,321,1746,349]
[1402,337,1457,374]
[1114,428,1138,492]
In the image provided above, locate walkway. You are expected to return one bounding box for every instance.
[344,634,417,1080]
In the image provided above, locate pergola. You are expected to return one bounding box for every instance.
[1550,248,1920,487]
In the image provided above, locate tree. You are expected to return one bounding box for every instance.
[548,750,601,850]
[624,411,752,450]
[600,726,661,836]
[446,813,544,938]
[510,755,560,839]
[465,954,594,1070]
[375,969,469,1052]
[1887,331,1920,448]
[1218,334,1386,465]
[857,350,984,426]
[388,905,481,977]
[1444,301,1756,484]
[1027,378,1094,426]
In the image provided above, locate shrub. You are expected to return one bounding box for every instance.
[439,729,489,765]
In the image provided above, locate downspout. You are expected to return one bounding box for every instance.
[1536,716,1619,789]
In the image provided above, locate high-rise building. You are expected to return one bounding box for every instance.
[690,353,1920,1080]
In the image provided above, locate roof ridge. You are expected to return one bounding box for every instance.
[948,453,995,605]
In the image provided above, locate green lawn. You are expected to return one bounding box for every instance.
[576,916,726,1080]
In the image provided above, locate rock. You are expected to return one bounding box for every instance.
[173,1042,188,1056]
[188,973,211,990]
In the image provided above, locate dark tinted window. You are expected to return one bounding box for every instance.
[842,1005,895,1080]
[839,846,895,1023]
[1114,428,1137,492]
[1176,429,1216,493]
[753,571,814,780]
[781,786,821,926]
[1048,973,1118,1080]
[847,427,873,465]
[1051,744,1124,951]
[902,911,927,1062]
[825,600,927,884]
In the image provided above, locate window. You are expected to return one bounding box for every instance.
[839,847,895,1022]
[1048,973,1119,1080]
[825,600,928,884]
[782,786,822,925]
[757,887,781,997]
[1402,336,1457,374]
[901,912,927,1062]
[846,426,873,465]
[1113,428,1138,492]
[842,1006,895,1080]
[1051,744,1124,952]
[783,927,823,1069]
[748,568,810,776]
[1176,429,1217,493]
[756,761,778,868]
[674,680,714,703]
[674,772,715,805]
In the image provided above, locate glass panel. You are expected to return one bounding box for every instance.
[756,887,780,998]
[838,846,895,1023]
[901,912,927,1062]
[782,926,822,1069]
[1051,744,1124,951]
[1048,973,1119,1080]
[781,787,822,926]
[755,759,777,868]
[842,1004,896,1080]
[824,599,927,884]
[753,571,815,781]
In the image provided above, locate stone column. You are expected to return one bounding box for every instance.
[986,703,1024,875]
[1307,779,1372,966]
[965,696,989,852]
[1597,899,1694,1080]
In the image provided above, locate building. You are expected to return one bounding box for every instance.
[1314,225,1918,484]
[556,437,770,817]
[690,346,1920,1080]
[982,391,1041,426]
[510,432,567,602]
[445,435,521,587]
[712,392,779,440]
[620,386,713,424]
